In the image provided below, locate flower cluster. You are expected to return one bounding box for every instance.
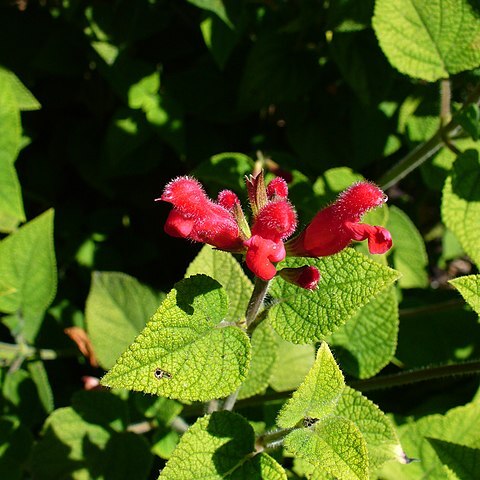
[158,173,392,289]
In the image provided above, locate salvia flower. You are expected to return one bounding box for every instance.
[286,181,392,257]
[279,266,321,290]
[158,175,392,283]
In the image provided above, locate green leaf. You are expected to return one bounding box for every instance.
[0,73,21,161]
[373,0,480,81]
[284,416,369,480]
[330,287,399,378]
[313,167,363,206]
[269,250,400,343]
[27,360,54,414]
[238,321,277,400]
[442,149,480,267]
[201,14,238,69]
[381,402,480,479]
[0,209,56,342]
[269,333,315,392]
[0,66,41,111]
[187,0,233,28]
[160,411,286,479]
[450,274,480,317]
[31,397,152,480]
[101,275,251,402]
[193,152,254,193]
[277,343,345,428]
[457,104,480,141]
[334,386,405,472]
[427,438,480,480]
[0,150,25,232]
[186,245,253,323]
[86,271,163,369]
[0,417,33,480]
[387,206,429,289]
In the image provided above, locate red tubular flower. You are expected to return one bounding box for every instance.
[244,199,297,280]
[244,235,286,281]
[279,266,321,290]
[286,181,392,257]
[159,176,243,251]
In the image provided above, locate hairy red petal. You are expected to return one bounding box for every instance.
[164,209,195,238]
[345,223,393,254]
[267,177,289,199]
[217,190,240,210]
[251,200,297,242]
[244,235,286,280]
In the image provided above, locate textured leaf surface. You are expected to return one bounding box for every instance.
[381,402,480,479]
[277,343,344,428]
[373,0,480,81]
[31,393,152,480]
[269,250,400,343]
[86,271,163,369]
[330,287,398,378]
[442,150,480,267]
[335,387,404,472]
[285,416,368,480]
[186,245,253,323]
[269,332,315,392]
[387,206,428,288]
[450,275,480,317]
[427,438,480,480]
[0,76,24,232]
[160,411,286,479]
[101,275,251,401]
[238,321,277,399]
[0,210,56,341]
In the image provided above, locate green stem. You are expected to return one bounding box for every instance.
[349,359,480,392]
[257,427,295,449]
[0,341,76,366]
[221,277,271,412]
[378,82,480,189]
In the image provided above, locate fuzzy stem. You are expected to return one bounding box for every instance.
[378,82,480,189]
[256,427,295,449]
[349,359,480,392]
[221,277,271,412]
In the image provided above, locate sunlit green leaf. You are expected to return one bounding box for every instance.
[101,275,251,402]
[450,274,480,317]
[373,0,480,81]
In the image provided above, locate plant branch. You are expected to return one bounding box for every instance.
[0,341,77,367]
[378,82,480,189]
[350,359,480,391]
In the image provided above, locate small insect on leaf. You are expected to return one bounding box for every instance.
[154,368,172,380]
[303,417,319,428]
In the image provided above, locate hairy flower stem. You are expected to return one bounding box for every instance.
[256,427,295,450]
[221,277,271,412]
[378,82,480,189]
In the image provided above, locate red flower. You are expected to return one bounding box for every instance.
[159,177,243,251]
[286,182,392,257]
[279,266,321,290]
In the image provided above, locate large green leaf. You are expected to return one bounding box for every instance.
[373,0,480,81]
[0,66,41,111]
[86,271,163,369]
[277,343,345,429]
[285,416,369,480]
[0,209,56,342]
[269,250,400,343]
[101,275,251,402]
[387,206,429,289]
[0,73,21,161]
[160,411,286,479]
[330,287,398,378]
[442,149,480,268]
[450,274,480,317]
[31,392,152,480]
[381,402,480,479]
[186,245,253,323]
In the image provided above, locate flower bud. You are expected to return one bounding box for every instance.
[279,266,320,290]
[267,177,289,199]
